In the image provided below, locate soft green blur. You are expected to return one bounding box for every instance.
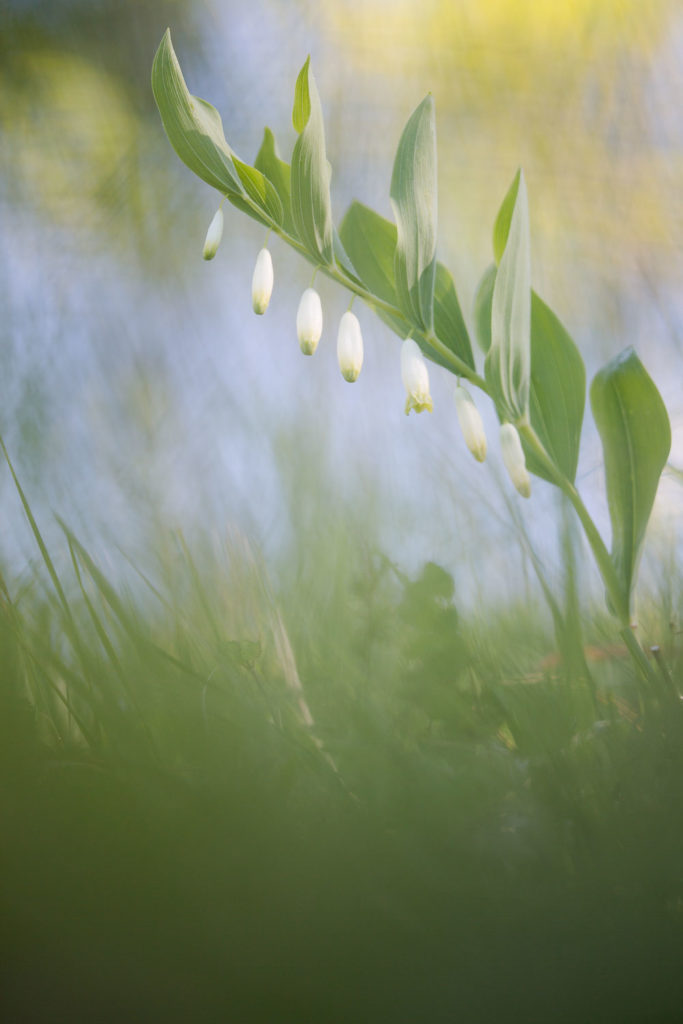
[1,2,682,1020]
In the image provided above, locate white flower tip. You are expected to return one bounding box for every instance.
[401,339,433,415]
[454,385,487,463]
[252,248,274,315]
[337,311,363,383]
[297,288,323,355]
[500,422,531,498]
[202,208,224,261]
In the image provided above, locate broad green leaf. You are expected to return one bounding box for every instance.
[526,294,585,483]
[152,30,242,195]
[474,265,586,482]
[486,169,531,421]
[332,228,364,288]
[339,201,398,305]
[590,348,671,601]
[232,156,283,226]
[390,95,437,332]
[492,168,521,265]
[339,200,473,369]
[254,127,294,234]
[290,58,334,264]
[433,263,475,371]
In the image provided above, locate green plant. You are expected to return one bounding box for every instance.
[151,30,671,682]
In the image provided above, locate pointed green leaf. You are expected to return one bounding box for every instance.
[474,266,586,482]
[472,263,496,354]
[590,348,671,601]
[254,127,294,234]
[526,294,585,483]
[339,200,473,368]
[492,168,521,265]
[332,228,364,288]
[151,29,243,195]
[290,58,334,264]
[292,57,311,133]
[433,263,475,371]
[339,201,398,305]
[390,95,437,332]
[485,169,531,421]
[232,156,283,226]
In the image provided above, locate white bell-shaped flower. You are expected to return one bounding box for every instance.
[202,208,224,261]
[251,248,274,315]
[336,311,364,382]
[296,288,323,355]
[500,422,531,498]
[454,385,487,463]
[401,338,433,415]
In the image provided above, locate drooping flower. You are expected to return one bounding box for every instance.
[454,385,487,463]
[336,311,364,382]
[500,422,531,498]
[401,338,433,415]
[251,248,274,315]
[296,288,323,355]
[202,208,224,261]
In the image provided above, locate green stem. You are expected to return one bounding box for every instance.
[620,627,655,687]
[518,422,629,625]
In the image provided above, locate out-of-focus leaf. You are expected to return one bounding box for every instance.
[390,95,437,332]
[291,57,334,264]
[492,168,521,265]
[590,348,671,601]
[486,170,531,421]
[474,266,586,483]
[152,29,242,195]
[255,127,294,234]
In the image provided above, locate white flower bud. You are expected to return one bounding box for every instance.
[296,288,323,355]
[500,422,531,498]
[251,248,273,315]
[202,208,224,261]
[336,311,364,382]
[454,385,487,463]
[401,338,433,415]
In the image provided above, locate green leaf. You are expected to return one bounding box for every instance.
[151,29,243,195]
[339,201,398,305]
[290,58,334,264]
[474,266,586,483]
[292,57,311,133]
[390,95,437,332]
[254,127,294,234]
[339,200,473,368]
[590,348,671,601]
[526,294,585,483]
[232,156,283,226]
[433,263,475,371]
[492,168,521,265]
[485,169,531,421]
[472,263,496,354]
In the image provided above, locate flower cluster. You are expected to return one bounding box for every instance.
[202,208,531,500]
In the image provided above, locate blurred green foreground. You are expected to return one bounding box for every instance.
[1,463,682,1023]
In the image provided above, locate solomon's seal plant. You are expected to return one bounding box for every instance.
[152,30,672,681]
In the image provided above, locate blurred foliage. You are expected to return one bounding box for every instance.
[0,455,682,1019]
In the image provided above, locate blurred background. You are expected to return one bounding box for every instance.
[1,0,681,605]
